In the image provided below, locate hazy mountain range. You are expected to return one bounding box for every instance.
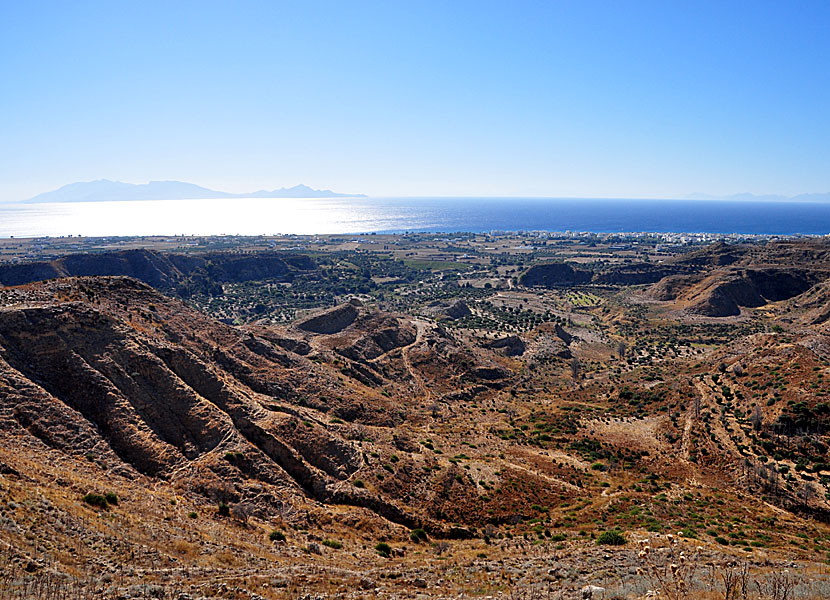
[22,181,830,204]
[686,192,830,202]
[24,180,366,203]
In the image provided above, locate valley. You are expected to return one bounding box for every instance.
[1,234,830,599]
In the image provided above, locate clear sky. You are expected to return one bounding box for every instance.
[2,1,829,201]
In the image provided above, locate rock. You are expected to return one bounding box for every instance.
[0,249,316,291]
[412,578,427,588]
[650,267,820,318]
[307,542,322,555]
[297,303,359,334]
[24,560,43,573]
[359,577,376,590]
[554,324,573,345]
[520,262,592,287]
[646,274,703,301]
[487,335,525,356]
[443,301,472,320]
[338,317,417,361]
[473,365,510,381]
[260,333,312,356]
[0,461,20,478]
[581,584,605,599]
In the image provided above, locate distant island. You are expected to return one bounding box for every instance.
[685,192,830,202]
[24,180,366,203]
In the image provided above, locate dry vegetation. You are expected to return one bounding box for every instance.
[1,237,830,598]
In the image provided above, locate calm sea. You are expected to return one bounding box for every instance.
[2,197,830,238]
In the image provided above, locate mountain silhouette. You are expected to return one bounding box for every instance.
[24,180,365,203]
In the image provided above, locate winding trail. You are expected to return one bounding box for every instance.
[400,319,432,402]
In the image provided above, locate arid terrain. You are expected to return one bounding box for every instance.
[1,235,830,599]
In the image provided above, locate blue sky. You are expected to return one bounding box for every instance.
[1,1,829,201]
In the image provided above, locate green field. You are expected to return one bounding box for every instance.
[566,291,602,307]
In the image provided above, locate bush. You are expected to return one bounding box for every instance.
[322,539,342,549]
[218,502,230,517]
[596,530,627,546]
[269,530,286,542]
[410,528,428,543]
[82,493,109,509]
[375,542,392,557]
[188,512,198,519]
[353,479,365,488]
[104,492,118,506]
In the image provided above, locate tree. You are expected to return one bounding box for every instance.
[570,357,581,384]
[750,405,763,431]
[231,502,254,526]
[799,481,815,508]
[616,341,627,360]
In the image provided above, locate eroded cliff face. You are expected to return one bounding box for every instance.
[643,268,822,317]
[0,248,317,292]
[519,262,592,286]
[0,276,524,534]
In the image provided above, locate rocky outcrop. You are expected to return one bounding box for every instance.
[337,317,417,361]
[296,303,359,334]
[682,269,820,317]
[520,262,591,287]
[250,330,312,355]
[687,284,743,317]
[0,249,183,288]
[443,301,472,320]
[473,365,511,381]
[0,277,469,533]
[0,249,316,292]
[487,335,525,356]
[554,324,573,345]
[646,274,705,301]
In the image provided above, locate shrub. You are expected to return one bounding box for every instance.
[353,479,365,488]
[223,451,244,463]
[82,493,109,509]
[218,502,230,517]
[596,530,627,546]
[104,492,118,506]
[269,530,286,542]
[322,539,342,549]
[410,528,428,543]
[188,512,198,519]
[375,542,392,557]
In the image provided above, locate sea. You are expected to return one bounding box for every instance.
[2,196,830,238]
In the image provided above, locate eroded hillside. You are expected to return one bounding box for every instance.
[1,238,830,598]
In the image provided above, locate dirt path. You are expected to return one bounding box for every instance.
[506,460,580,491]
[400,319,431,402]
[680,394,699,460]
